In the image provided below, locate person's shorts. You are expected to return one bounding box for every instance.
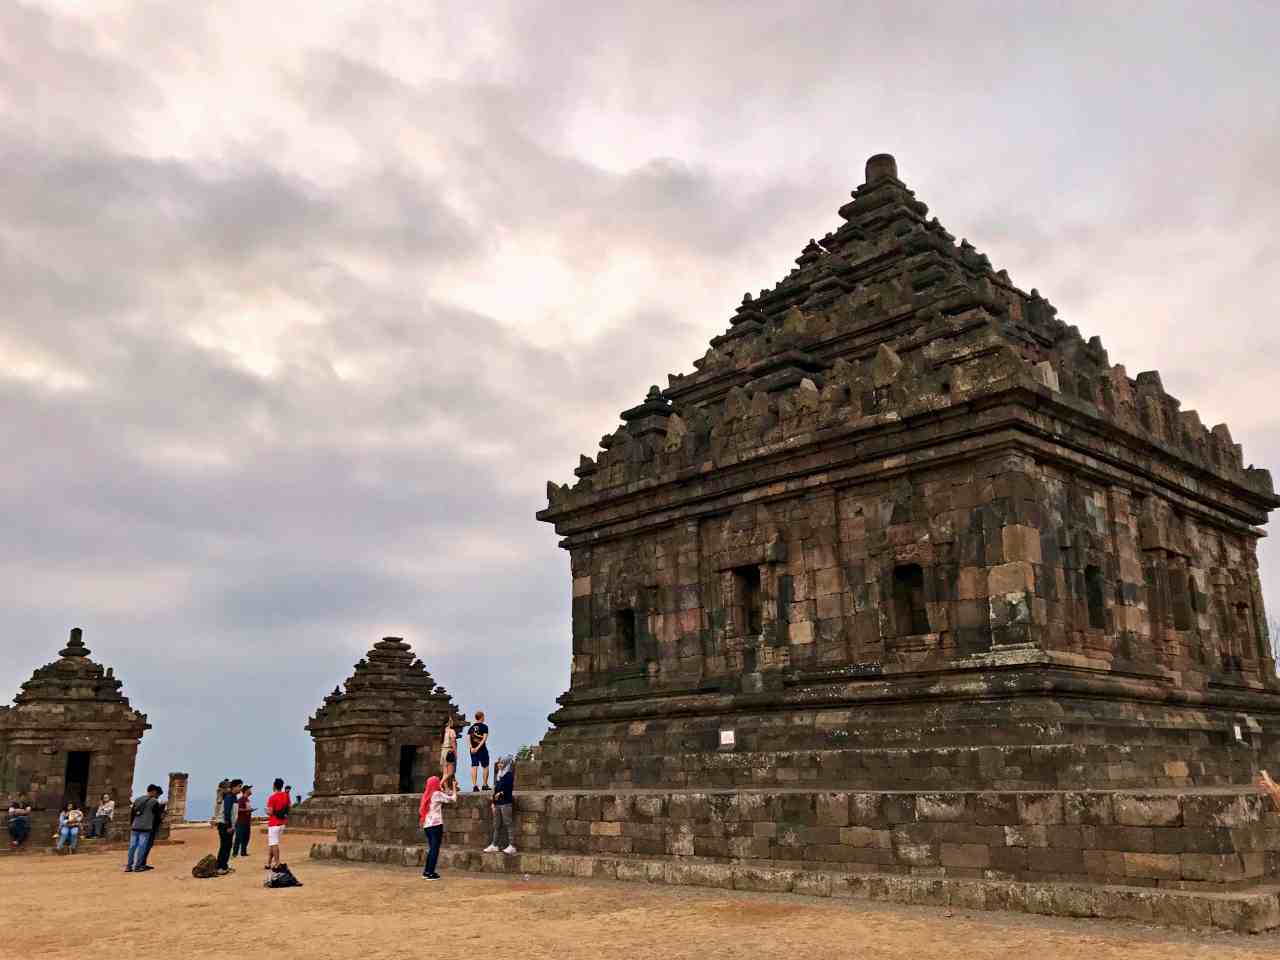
[267,824,285,846]
[445,750,457,764]
[471,746,490,768]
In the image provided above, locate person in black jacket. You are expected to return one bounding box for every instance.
[215,779,241,874]
[482,756,517,854]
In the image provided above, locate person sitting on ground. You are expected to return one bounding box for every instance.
[483,755,517,855]
[264,777,291,871]
[7,795,32,850]
[86,793,115,840]
[418,772,459,881]
[233,784,254,858]
[57,803,83,853]
[126,784,163,873]
[468,711,491,792]
[440,720,458,780]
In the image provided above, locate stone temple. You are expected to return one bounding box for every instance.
[530,152,1279,792]
[305,637,463,799]
[0,628,150,840]
[316,156,1280,931]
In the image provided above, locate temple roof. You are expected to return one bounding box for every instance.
[306,636,463,733]
[6,628,149,726]
[542,154,1275,523]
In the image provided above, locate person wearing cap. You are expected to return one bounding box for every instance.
[467,711,491,792]
[482,755,517,855]
[232,784,255,857]
[215,779,242,874]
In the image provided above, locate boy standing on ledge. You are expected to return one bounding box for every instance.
[468,711,490,792]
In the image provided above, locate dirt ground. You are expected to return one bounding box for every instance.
[9,825,1280,959]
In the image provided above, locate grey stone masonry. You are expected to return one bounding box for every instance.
[310,788,1280,931]
[531,153,1280,791]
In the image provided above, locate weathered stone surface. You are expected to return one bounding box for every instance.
[526,156,1280,796]
[303,637,463,800]
[0,628,153,843]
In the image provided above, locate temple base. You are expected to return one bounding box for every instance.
[307,787,1280,931]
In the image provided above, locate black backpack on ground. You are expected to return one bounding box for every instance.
[265,863,302,888]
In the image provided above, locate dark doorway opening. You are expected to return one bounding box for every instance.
[65,751,90,808]
[398,745,418,793]
[893,564,929,635]
[1085,565,1106,630]
[616,609,638,662]
[734,566,763,636]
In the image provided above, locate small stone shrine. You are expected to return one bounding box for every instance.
[0,628,150,841]
[305,636,463,799]
[532,153,1280,792]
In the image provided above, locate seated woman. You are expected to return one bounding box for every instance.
[56,803,83,853]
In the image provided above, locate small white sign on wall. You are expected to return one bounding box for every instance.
[1234,724,1245,742]
[719,729,736,748]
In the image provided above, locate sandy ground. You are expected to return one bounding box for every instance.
[9,825,1280,960]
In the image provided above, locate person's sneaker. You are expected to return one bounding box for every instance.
[137,865,155,872]
[482,785,491,791]
[483,844,499,853]
[503,845,518,855]
[426,873,440,880]
[124,867,133,873]
[472,785,479,792]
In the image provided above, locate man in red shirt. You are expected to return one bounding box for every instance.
[265,777,290,870]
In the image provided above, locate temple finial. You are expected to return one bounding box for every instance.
[865,153,897,184]
[60,627,90,658]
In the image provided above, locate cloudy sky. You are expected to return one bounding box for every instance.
[3,1,1278,816]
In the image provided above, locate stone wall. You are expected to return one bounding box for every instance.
[321,788,1280,892]
[312,787,1280,931]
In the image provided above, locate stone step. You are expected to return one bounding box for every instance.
[310,839,1280,933]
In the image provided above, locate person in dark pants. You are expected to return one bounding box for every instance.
[418,773,458,880]
[468,712,490,792]
[86,794,115,840]
[232,784,254,857]
[7,795,32,850]
[215,778,241,875]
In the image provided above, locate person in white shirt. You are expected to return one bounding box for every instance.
[418,773,458,880]
[86,794,116,840]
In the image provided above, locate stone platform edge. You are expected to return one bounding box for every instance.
[310,840,1280,933]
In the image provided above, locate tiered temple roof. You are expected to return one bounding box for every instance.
[307,636,462,735]
[543,154,1273,522]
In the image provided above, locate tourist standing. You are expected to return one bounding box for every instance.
[215,778,241,874]
[125,784,163,872]
[418,772,458,880]
[483,755,517,854]
[143,790,166,865]
[468,712,490,792]
[233,784,254,857]
[264,777,290,870]
[7,795,32,850]
[57,803,83,852]
[440,720,458,779]
[86,793,115,840]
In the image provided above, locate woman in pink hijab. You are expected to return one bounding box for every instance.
[418,773,458,880]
